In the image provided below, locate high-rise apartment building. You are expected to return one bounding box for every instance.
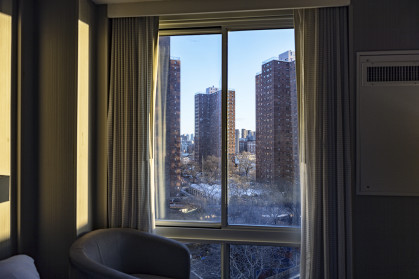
[158,36,181,197]
[255,50,299,187]
[194,86,235,167]
[227,89,236,157]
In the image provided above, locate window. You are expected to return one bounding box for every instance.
[229,30,299,228]
[155,34,222,222]
[155,13,300,279]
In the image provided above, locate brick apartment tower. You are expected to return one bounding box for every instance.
[255,50,299,187]
[158,36,181,197]
[194,86,235,167]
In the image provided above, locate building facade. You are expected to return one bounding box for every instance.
[255,51,299,187]
[247,140,256,154]
[167,58,181,196]
[195,86,236,167]
[158,36,182,197]
[241,128,248,139]
[235,129,240,154]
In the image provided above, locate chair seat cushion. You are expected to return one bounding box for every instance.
[131,274,175,279]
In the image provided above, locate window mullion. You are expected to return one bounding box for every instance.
[221,26,228,228]
[221,243,230,279]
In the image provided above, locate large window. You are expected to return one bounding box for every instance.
[155,16,300,278]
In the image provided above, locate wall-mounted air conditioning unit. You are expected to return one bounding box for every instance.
[357,51,419,196]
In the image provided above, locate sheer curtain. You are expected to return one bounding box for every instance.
[154,36,170,220]
[295,7,353,279]
[107,17,159,232]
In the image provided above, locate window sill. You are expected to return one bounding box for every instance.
[155,225,300,246]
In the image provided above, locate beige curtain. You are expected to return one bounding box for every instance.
[295,7,353,279]
[107,17,159,232]
[154,36,170,220]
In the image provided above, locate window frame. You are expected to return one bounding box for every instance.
[155,13,300,278]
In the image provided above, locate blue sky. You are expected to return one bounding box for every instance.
[169,29,295,135]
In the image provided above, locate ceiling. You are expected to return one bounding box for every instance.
[92,0,171,4]
[94,0,351,17]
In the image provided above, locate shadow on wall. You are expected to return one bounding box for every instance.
[0,175,11,259]
[0,176,9,203]
[0,238,12,260]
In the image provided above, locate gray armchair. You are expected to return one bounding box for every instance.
[69,228,190,279]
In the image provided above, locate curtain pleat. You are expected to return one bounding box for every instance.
[108,17,159,232]
[295,7,353,279]
[154,38,170,219]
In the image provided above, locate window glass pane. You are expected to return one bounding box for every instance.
[155,34,222,222]
[227,29,300,227]
[187,243,221,279]
[230,245,300,279]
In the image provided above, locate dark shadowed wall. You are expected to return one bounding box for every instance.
[36,0,78,276]
[18,0,40,263]
[17,0,105,277]
[93,4,108,230]
[350,0,419,278]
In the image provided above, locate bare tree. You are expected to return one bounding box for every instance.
[235,152,255,178]
[202,155,221,185]
[187,243,221,279]
[262,179,301,226]
[181,159,199,184]
[230,245,299,279]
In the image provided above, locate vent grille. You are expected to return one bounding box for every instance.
[367,65,419,82]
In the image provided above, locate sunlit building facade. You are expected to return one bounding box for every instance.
[194,86,236,167]
[255,51,299,187]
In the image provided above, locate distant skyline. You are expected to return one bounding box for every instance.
[169,29,295,135]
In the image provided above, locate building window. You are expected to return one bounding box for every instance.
[155,25,299,279]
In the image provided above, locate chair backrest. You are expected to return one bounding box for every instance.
[69,228,191,279]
